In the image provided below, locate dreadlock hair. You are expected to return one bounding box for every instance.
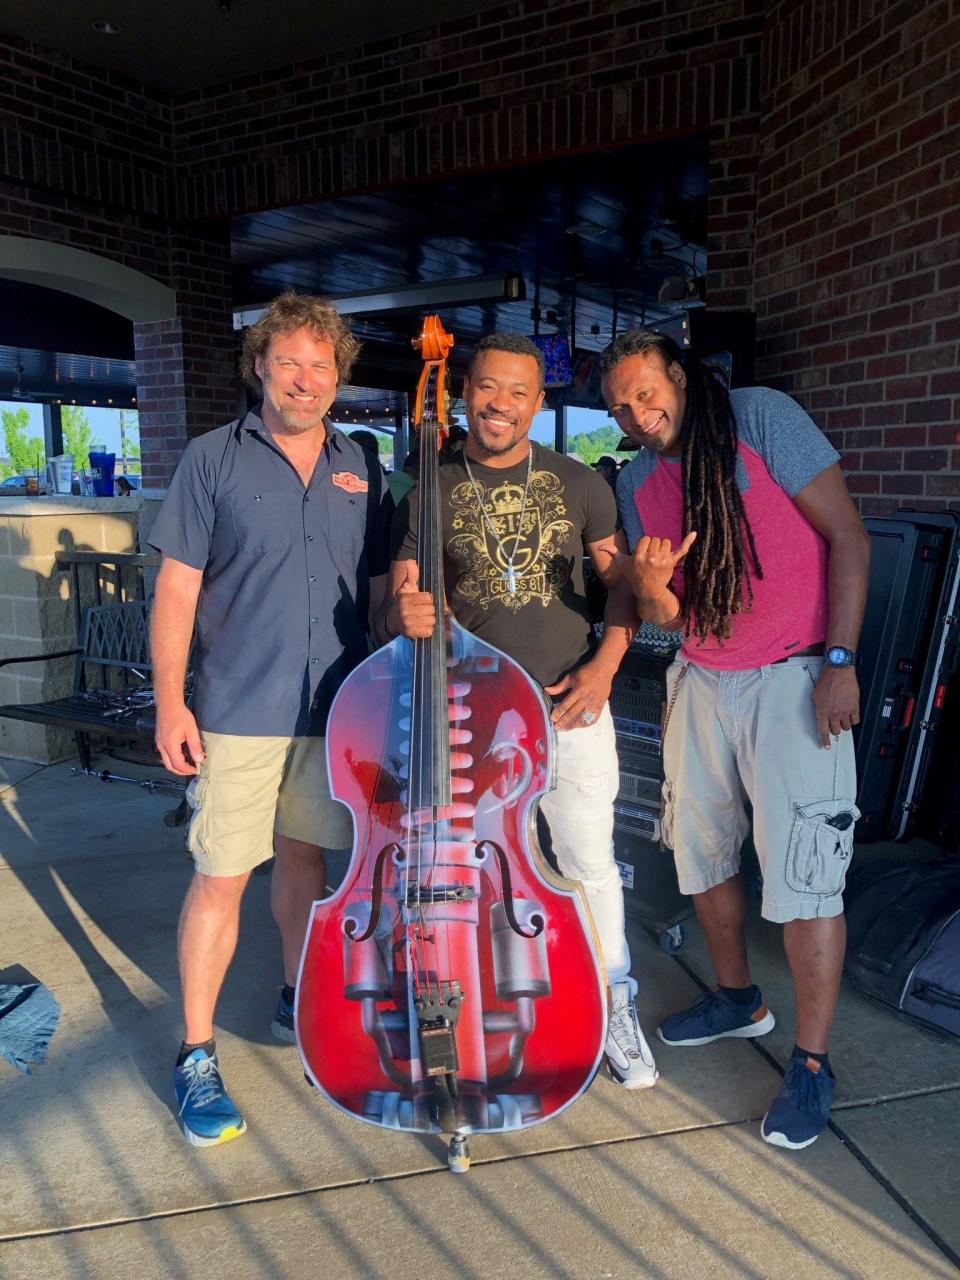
[599,329,763,643]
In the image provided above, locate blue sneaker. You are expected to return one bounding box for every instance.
[762,1053,836,1149]
[174,1049,246,1147]
[657,987,775,1046]
[271,987,296,1043]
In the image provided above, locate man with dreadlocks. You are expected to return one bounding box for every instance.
[601,330,870,1150]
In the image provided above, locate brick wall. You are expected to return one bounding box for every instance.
[0,31,234,482]
[171,0,765,319]
[134,228,237,488]
[173,0,764,222]
[753,0,960,514]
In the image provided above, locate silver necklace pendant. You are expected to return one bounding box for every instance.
[463,446,533,602]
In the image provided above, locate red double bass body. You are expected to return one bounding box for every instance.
[296,317,607,1168]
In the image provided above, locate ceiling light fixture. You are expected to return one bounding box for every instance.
[10,363,28,400]
[92,19,123,34]
[234,271,527,327]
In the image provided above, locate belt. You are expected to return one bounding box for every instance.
[772,643,825,665]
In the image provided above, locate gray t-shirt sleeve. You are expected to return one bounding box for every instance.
[731,386,839,497]
[147,439,217,570]
[615,454,653,551]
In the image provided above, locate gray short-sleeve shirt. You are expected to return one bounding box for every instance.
[148,407,393,736]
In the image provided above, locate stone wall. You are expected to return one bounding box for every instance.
[0,501,139,761]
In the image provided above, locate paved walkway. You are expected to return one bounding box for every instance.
[0,757,957,1279]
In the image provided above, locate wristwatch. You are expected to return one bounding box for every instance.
[825,645,857,668]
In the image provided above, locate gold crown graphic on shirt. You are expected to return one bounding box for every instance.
[485,479,529,517]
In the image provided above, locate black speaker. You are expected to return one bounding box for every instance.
[655,310,756,388]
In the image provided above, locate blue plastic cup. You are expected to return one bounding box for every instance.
[88,450,116,497]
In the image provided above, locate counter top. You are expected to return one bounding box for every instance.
[0,493,165,516]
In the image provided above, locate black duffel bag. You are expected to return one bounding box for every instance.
[844,860,960,1039]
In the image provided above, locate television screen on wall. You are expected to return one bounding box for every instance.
[531,333,573,387]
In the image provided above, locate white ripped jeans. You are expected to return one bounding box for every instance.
[538,702,631,985]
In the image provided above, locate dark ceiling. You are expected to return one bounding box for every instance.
[234,139,709,397]
[0,0,511,94]
[6,138,708,414]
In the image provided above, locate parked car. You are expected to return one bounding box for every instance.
[0,474,47,495]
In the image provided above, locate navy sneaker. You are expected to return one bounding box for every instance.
[271,987,296,1043]
[762,1053,836,1149]
[174,1049,246,1147]
[657,987,775,1046]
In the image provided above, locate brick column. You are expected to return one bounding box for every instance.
[135,225,237,488]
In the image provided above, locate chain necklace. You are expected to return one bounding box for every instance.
[462,444,534,595]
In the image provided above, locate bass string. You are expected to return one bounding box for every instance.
[423,397,455,1007]
[428,406,452,1005]
[413,402,439,1003]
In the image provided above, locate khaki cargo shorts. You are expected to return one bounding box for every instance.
[186,732,354,877]
[661,656,859,923]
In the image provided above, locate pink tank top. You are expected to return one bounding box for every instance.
[631,443,830,670]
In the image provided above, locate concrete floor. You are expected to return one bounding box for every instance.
[0,756,957,1279]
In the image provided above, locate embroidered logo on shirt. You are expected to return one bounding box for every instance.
[332,472,368,493]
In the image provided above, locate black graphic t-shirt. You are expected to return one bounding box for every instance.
[390,442,617,688]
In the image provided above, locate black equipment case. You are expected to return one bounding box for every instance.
[845,859,960,1039]
[855,512,960,841]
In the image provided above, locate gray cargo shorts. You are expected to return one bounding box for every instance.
[661,656,859,923]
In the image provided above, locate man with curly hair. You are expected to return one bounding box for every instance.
[149,291,393,1145]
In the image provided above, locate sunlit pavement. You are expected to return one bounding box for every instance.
[1,756,957,1279]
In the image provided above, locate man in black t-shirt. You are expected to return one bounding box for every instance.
[385,331,658,1090]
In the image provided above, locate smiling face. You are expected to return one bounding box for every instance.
[255,327,339,437]
[601,349,687,456]
[462,348,545,468]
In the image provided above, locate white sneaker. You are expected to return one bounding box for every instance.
[605,979,659,1090]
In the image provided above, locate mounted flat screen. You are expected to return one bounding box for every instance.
[531,333,573,388]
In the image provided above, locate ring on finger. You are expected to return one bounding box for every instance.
[580,709,597,725]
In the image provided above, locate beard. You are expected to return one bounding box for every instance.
[631,412,680,455]
[264,390,329,434]
[470,413,523,457]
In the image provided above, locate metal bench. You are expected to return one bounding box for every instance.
[0,599,187,818]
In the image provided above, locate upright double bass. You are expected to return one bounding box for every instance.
[297,316,607,1171]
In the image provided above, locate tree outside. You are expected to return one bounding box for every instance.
[0,404,143,481]
[61,405,94,469]
[118,409,141,475]
[566,421,625,465]
[1,407,44,478]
